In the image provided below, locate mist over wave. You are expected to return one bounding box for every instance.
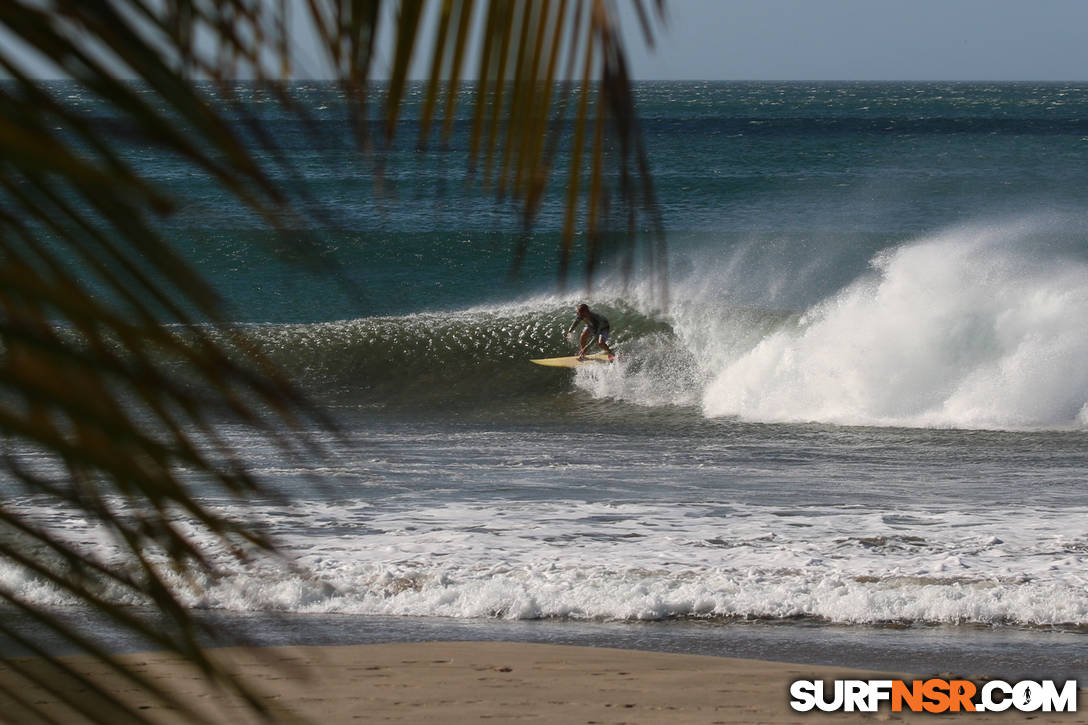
[697,221,1088,430]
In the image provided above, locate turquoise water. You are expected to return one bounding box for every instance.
[6,81,1088,678]
[111,81,1088,321]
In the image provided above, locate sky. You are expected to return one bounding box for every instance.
[623,0,1088,81]
[6,0,1088,82]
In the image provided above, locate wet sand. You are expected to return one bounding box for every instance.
[1,641,1082,723]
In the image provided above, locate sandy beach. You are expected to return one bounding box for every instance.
[1,641,1082,724]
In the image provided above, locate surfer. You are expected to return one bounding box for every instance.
[566,303,615,361]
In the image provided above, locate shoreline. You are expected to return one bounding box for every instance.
[7,611,1086,681]
[2,641,1083,724]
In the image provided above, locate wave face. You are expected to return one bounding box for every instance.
[237,297,682,410]
[698,222,1088,429]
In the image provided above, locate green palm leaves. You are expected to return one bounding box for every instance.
[0,0,663,720]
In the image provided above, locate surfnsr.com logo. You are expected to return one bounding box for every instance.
[790,678,1078,713]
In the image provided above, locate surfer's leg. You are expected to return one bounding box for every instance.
[578,329,591,359]
[597,330,615,360]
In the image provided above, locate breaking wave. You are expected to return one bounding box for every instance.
[700,222,1088,429]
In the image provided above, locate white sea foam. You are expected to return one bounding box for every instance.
[8,494,1087,626]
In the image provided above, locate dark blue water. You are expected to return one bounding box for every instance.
[47,80,1088,322]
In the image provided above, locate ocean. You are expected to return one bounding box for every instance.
[6,81,1088,681]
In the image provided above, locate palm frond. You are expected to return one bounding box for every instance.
[0,0,665,720]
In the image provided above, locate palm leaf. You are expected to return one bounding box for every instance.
[0,0,665,720]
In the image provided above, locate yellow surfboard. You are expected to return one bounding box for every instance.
[529,352,613,368]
